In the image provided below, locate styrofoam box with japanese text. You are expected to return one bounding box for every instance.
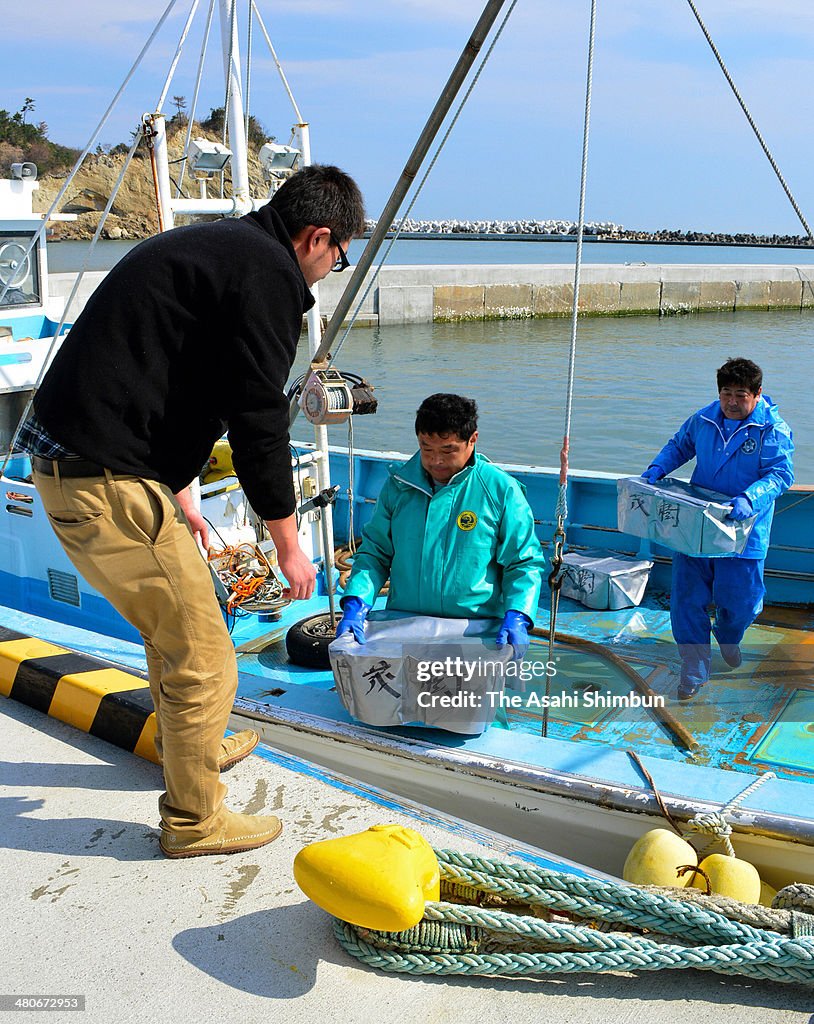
[617,476,756,557]
[329,612,514,734]
[560,549,653,609]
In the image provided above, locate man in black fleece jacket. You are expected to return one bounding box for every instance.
[24,165,365,858]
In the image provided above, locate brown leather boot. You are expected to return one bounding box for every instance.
[159,810,282,858]
[217,730,259,772]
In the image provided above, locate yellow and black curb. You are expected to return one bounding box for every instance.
[0,625,159,764]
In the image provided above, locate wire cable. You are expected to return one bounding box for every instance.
[686,0,812,238]
[177,0,216,198]
[329,0,519,363]
[2,127,145,475]
[0,0,180,311]
[543,0,598,740]
[156,0,201,114]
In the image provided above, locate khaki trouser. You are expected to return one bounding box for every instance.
[33,467,237,839]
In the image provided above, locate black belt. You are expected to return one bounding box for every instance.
[33,456,107,478]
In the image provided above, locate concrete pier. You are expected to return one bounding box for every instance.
[50,263,814,326]
[2,697,812,1022]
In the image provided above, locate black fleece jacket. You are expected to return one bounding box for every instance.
[35,205,314,520]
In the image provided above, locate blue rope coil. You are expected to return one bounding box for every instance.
[331,849,814,985]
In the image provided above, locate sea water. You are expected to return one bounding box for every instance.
[290,311,812,482]
[51,240,812,481]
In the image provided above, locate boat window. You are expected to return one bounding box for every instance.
[0,232,40,308]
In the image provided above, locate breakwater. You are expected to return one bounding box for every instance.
[50,263,814,325]
[366,220,814,249]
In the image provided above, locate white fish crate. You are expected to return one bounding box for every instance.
[560,550,653,609]
[329,613,514,734]
[617,476,757,557]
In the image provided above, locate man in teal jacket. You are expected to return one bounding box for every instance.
[642,357,794,699]
[337,394,543,655]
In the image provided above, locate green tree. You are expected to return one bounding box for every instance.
[0,101,80,175]
[170,95,188,126]
[200,106,274,149]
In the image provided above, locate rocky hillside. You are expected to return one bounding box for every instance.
[33,126,270,240]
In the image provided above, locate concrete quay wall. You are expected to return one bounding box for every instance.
[51,263,814,326]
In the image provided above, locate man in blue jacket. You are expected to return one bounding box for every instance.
[642,358,794,699]
[337,393,544,657]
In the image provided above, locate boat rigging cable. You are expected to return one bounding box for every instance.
[176,0,216,198]
[326,0,520,365]
[250,1,304,123]
[0,0,183,475]
[543,0,598,739]
[157,0,201,113]
[685,0,812,239]
[145,118,166,232]
[289,0,516,406]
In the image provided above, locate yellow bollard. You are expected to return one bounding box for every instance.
[293,824,440,931]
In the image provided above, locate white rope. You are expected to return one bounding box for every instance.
[0,0,180,311]
[687,771,777,857]
[250,1,304,124]
[330,0,519,363]
[556,0,598,522]
[177,0,216,198]
[2,129,145,475]
[686,0,812,238]
[156,0,201,113]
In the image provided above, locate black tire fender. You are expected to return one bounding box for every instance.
[285,612,337,669]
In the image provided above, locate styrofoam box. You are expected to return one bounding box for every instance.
[560,549,653,609]
[329,612,514,734]
[617,476,757,557]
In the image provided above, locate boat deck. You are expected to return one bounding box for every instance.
[227,590,814,783]
[3,584,812,786]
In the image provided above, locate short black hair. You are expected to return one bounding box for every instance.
[717,357,763,394]
[269,164,365,242]
[415,393,478,440]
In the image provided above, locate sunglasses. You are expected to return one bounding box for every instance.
[330,235,350,273]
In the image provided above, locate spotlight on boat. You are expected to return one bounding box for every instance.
[259,143,300,185]
[187,139,232,177]
[10,163,37,181]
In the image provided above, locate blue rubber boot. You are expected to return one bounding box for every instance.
[677,645,710,700]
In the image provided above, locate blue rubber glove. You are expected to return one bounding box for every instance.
[641,466,664,485]
[335,596,371,644]
[496,610,531,659]
[726,495,753,521]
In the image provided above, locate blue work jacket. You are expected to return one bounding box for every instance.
[649,395,794,558]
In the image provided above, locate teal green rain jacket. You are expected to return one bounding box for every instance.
[343,451,544,620]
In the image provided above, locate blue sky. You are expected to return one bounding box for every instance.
[6,0,814,234]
